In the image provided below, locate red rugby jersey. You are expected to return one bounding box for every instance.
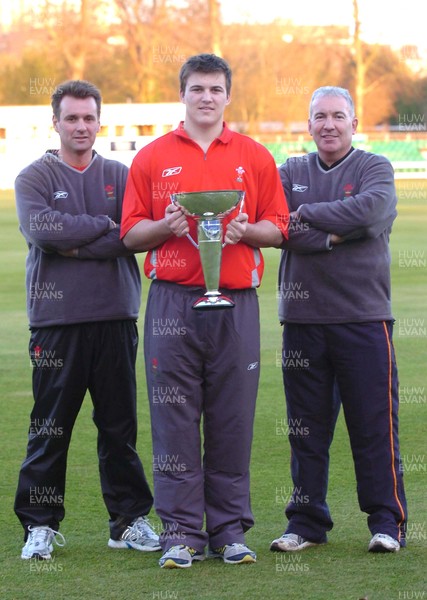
[121,123,288,288]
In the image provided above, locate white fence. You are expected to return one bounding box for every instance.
[0,136,154,189]
[0,102,185,190]
[393,161,427,179]
[1,104,426,188]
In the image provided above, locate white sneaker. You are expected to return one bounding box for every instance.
[270,533,319,552]
[21,525,66,560]
[368,533,400,553]
[208,543,256,564]
[108,516,161,551]
[159,545,205,569]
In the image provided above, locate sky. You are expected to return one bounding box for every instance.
[220,0,427,51]
[1,0,426,53]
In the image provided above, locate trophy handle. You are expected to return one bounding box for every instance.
[169,196,199,249]
[186,234,199,250]
[221,193,245,248]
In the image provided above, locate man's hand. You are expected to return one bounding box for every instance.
[223,212,248,245]
[165,204,190,238]
[330,234,344,245]
[57,248,78,257]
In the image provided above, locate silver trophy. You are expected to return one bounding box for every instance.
[170,190,245,309]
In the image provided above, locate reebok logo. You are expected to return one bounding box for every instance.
[292,184,308,192]
[162,166,182,177]
[53,190,68,199]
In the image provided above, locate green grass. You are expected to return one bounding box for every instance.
[1,183,426,600]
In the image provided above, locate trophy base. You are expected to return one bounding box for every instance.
[192,294,235,310]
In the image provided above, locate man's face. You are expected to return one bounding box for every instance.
[180,71,230,130]
[308,95,358,165]
[52,96,100,157]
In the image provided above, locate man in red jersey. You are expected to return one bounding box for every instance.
[121,54,289,569]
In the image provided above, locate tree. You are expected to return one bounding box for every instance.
[0,0,424,131]
[0,50,68,105]
[352,0,365,129]
[112,0,226,102]
[349,0,419,130]
[37,0,106,80]
[209,0,222,56]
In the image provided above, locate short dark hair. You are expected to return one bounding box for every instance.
[51,80,102,120]
[179,54,232,96]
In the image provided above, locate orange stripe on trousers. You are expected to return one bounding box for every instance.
[382,320,406,541]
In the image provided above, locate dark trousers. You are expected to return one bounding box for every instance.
[282,321,407,545]
[14,321,153,540]
[144,281,260,552]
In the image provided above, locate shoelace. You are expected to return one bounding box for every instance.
[214,543,249,554]
[228,543,253,555]
[164,545,198,556]
[286,535,303,547]
[131,517,158,540]
[28,525,66,548]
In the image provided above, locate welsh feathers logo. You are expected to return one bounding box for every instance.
[32,345,43,359]
[235,166,245,182]
[105,184,116,201]
[343,183,353,197]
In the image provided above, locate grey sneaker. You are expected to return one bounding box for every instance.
[21,525,66,560]
[108,516,161,551]
[159,545,205,569]
[368,533,400,553]
[270,533,319,552]
[208,543,256,564]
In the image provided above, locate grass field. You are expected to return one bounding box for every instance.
[0,182,426,600]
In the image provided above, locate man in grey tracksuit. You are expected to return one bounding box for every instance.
[271,86,407,554]
[14,80,159,560]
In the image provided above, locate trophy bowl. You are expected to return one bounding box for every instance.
[171,190,243,218]
[170,190,245,310]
